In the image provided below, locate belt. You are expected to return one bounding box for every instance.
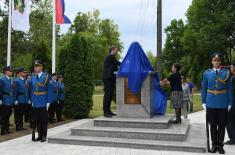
[3,92,11,96]
[207,89,227,95]
[34,92,48,95]
[18,92,27,96]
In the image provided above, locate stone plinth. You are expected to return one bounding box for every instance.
[116,75,153,118]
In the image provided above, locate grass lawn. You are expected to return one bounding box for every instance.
[89,94,203,118]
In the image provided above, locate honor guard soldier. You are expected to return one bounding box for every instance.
[56,74,64,121]
[0,66,15,135]
[30,60,53,142]
[48,73,59,123]
[201,53,233,154]
[14,67,30,131]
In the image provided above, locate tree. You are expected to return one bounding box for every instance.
[146,51,157,69]
[182,0,235,84]
[162,19,186,72]
[31,41,51,73]
[163,0,235,85]
[62,33,95,118]
[61,10,123,80]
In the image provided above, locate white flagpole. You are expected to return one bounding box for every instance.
[52,0,56,73]
[7,0,12,66]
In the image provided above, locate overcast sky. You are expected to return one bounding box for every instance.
[60,0,192,56]
[0,0,192,56]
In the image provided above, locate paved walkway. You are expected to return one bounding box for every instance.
[0,110,234,155]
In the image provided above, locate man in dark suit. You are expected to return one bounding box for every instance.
[225,63,235,145]
[102,46,121,117]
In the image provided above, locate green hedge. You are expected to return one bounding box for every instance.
[61,33,95,118]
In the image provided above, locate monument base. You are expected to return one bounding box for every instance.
[48,115,206,153]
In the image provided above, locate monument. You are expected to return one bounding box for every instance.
[48,42,206,153]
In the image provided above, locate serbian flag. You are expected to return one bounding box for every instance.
[56,0,71,24]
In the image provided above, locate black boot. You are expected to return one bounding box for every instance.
[172,108,181,124]
[218,145,225,154]
[218,125,225,154]
[210,124,218,153]
[210,145,218,153]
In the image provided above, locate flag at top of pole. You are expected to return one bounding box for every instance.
[56,0,71,24]
[12,0,30,32]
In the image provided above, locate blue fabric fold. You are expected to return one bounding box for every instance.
[118,41,167,115]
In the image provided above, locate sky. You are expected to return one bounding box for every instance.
[60,0,192,57]
[0,0,192,56]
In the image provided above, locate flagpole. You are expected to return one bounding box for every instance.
[52,0,56,73]
[7,0,12,66]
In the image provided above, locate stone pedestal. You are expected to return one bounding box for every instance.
[116,75,153,118]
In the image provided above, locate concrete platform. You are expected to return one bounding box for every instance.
[70,119,189,141]
[94,115,173,129]
[48,115,207,153]
[1,111,235,155]
[48,123,205,153]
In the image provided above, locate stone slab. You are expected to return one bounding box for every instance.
[94,115,173,129]
[70,119,189,141]
[48,123,206,153]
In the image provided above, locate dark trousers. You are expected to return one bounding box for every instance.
[207,108,228,147]
[25,104,32,124]
[103,79,115,113]
[14,105,20,128]
[48,102,56,123]
[56,100,64,121]
[14,104,28,129]
[1,105,12,134]
[32,107,48,138]
[226,106,235,141]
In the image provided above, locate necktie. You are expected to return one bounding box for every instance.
[216,70,218,75]
[36,75,39,80]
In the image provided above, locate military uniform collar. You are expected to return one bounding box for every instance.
[5,75,10,80]
[213,68,220,72]
[36,72,43,78]
[19,76,24,80]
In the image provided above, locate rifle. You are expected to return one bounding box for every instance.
[206,117,211,152]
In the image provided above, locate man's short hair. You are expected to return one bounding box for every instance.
[109,46,116,53]
[173,63,181,72]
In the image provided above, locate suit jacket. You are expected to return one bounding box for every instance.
[102,54,121,80]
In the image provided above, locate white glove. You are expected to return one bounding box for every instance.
[57,100,60,104]
[28,100,31,104]
[228,105,232,111]
[14,100,18,105]
[202,103,206,110]
[47,103,50,110]
[0,100,2,105]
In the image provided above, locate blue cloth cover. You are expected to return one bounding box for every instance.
[118,42,167,115]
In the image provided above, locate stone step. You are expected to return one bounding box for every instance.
[48,124,206,153]
[71,119,190,141]
[94,115,173,129]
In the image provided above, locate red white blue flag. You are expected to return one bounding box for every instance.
[56,0,71,24]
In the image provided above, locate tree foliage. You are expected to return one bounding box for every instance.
[59,10,123,118]
[163,0,235,85]
[62,33,95,118]
[59,10,123,80]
